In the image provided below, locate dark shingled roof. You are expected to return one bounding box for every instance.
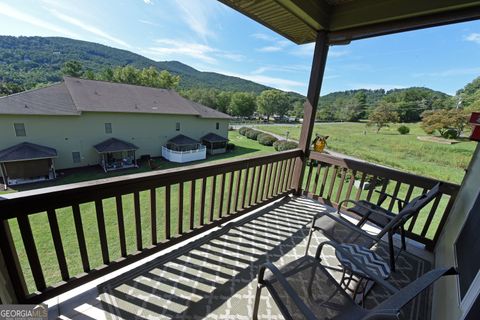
[167,134,200,146]
[0,77,230,119]
[94,138,139,153]
[0,142,58,162]
[201,133,229,142]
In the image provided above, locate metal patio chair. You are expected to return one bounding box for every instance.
[305,183,442,271]
[253,241,456,320]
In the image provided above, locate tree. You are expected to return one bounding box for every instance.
[61,60,83,77]
[216,91,232,113]
[229,92,257,117]
[256,89,290,121]
[292,100,304,118]
[83,69,95,80]
[420,109,469,139]
[367,102,399,133]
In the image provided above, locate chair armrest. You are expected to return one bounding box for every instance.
[337,199,395,222]
[374,190,406,204]
[315,241,399,295]
[313,211,380,242]
[257,262,317,320]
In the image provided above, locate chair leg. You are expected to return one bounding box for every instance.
[252,284,263,320]
[400,226,406,251]
[388,231,396,272]
[305,225,315,256]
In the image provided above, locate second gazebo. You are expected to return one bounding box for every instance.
[201,133,228,155]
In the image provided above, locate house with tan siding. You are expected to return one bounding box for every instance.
[0,77,230,186]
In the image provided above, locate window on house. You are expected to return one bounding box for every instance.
[216,122,220,130]
[14,123,26,137]
[72,152,81,163]
[105,123,112,134]
[176,122,180,131]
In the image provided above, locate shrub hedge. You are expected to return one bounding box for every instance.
[257,133,278,146]
[239,127,251,136]
[273,140,298,151]
[397,125,410,135]
[245,129,262,140]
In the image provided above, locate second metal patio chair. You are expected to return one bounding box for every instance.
[253,241,456,320]
[305,183,442,271]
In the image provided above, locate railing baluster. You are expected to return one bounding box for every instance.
[287,158,296,190]
[150,189,157,245]
[312,162,322,196]
[275,160,285,195]
[354,172,366,201]
[260,163,268,201]
[376,178,389,205]
[387,181,401,212]
[234,170,242,212]
[0,220,27,300]
[242,168,250,209]
[115,196,127,257]
[254,165,262,204]
[265,162,274,199]
[319,164,330,198]
[327,166,338,200]
[408,187,427,233]
[420,193,442,237]
[248,166,256,206]
[219,173,226,217]
[226,171,234,214]
[335,168,347,203]
[210,175,217,221]
[94,200,109,265]
[281,159,289,192]
[344,170,356,201]
[305,161,314,194]
[200,178,206,225]
[190,180,196,230]
[133,192,142,251]
[72,204,90,271]
[165,185,171,239]
[366,175,378,201]
[47,209,69,281]
[270,162,278,197]
[178,182,184,234]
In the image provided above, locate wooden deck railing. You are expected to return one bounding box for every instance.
[302,151,460,251]
[0,149,300,303]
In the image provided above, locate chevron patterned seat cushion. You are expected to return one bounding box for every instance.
[335,243,391,279]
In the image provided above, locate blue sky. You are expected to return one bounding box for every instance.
[0,0,479,96]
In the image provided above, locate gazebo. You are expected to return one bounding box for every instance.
[93,138,139,172]
[201,133,229,155]
[162,134,206,163]
[0,142,57,189]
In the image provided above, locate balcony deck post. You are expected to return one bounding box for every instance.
[292,31,330,194]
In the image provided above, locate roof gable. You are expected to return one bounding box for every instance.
[0,142,57,162]
[93,138,139,153]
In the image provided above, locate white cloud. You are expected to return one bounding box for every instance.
[48,9,131,48]
[464,33,480,44]
[251,64,310,75]
[139,19,159,26]
[290,43,315,56]
[143,39,243,64]
[143,0,153,4]
[251,33,276,41]
[349,83,407,91]
[0,2,81,38]
[329,49,350,58]
[206,68,305,92]
[174,0,222,42]
[413,67,480,78]
[257,46,282,52]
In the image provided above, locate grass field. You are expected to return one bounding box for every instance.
[258,122,476,184]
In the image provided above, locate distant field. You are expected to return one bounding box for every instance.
[258,122,475,184]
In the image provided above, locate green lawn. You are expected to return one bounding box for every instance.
[7,131,281,293]
[259,122,476,184]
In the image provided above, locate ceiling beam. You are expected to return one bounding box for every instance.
[328,5,480,44]
[330,0,480,31]
[275,0,331,30]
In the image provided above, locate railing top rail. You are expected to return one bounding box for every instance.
[309,151,459,195]
[0,149,301,218]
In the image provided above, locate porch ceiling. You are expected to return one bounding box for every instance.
[218,0,480,44]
